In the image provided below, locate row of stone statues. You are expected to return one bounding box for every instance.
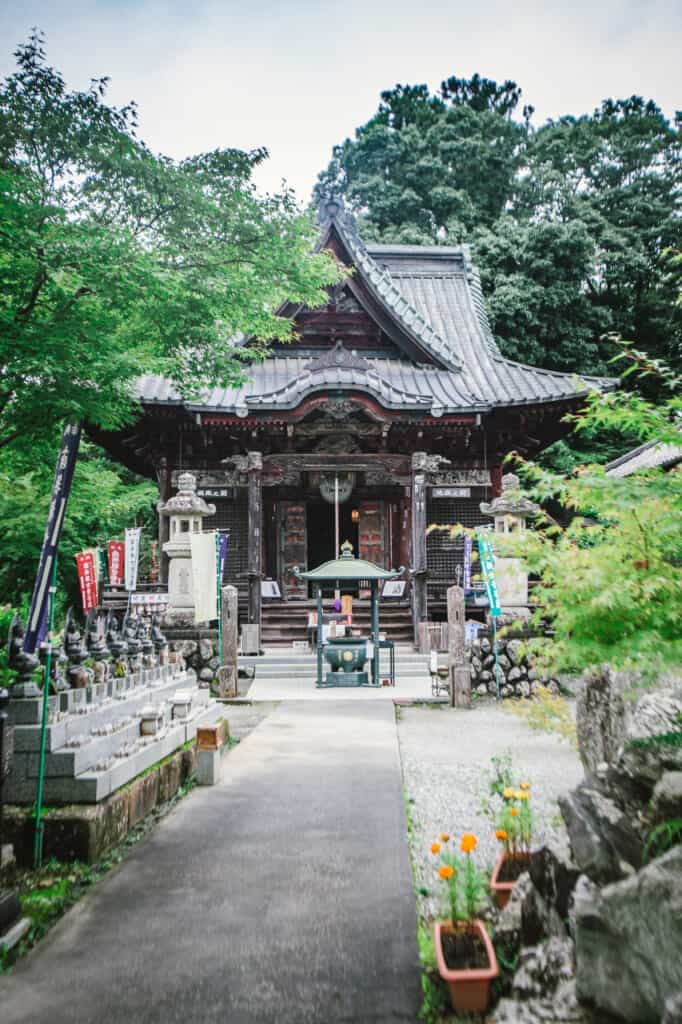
[7,610,168,696]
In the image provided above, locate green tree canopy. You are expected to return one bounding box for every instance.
[0,34,342,453]
[511,345,682,676]
[316,75,681,380]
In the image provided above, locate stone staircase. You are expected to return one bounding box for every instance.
[240,647,432,687]
[260,599,414,647]
[6,665,223,805]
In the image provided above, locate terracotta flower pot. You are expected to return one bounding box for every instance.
[490,850,531,909]
[433,919,499,1014]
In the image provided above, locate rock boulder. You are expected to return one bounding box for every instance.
[574,848,682,1023]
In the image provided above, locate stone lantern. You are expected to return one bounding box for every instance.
[480,473,539,616]
[158,472,215,619]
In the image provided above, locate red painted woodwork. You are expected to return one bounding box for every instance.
[278,502,307,600]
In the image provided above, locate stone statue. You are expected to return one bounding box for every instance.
[139,617,156,669]
[7,615,41,697]
[123,613,142,671]
[64,609,92,690]
[85,610,110,683]
[106,612,129,678]
[151,615,169,666]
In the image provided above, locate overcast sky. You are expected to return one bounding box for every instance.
[1,0,680,202]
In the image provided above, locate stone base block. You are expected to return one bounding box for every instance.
[196,748,220,786]
[4,744,195,866]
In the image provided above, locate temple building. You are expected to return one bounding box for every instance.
[93,199,611,644]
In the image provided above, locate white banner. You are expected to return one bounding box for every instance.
[190,530,217,624]
[124,527,142,592]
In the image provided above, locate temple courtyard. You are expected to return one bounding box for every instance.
[0,699,581,1024]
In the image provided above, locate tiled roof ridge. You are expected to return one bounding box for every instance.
[318,200,462,372]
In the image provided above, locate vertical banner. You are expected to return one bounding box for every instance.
[76,550,99,612]
[476,531,501,618]
[150,541,158,585]
[191,531,218,623]
[124,527,142,592]
[98,547,108,587]
[463,534,472,592]
[108,540,125,586]
[23,420,82,654]
[218,532,229,583]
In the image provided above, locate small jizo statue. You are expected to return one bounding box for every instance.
[8,614,41,694]
[64,609,92,690]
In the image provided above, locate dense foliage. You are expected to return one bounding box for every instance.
[0,441,157,617]
[317,76,681,381]
[0,34,342,454]
[508,347,682,676]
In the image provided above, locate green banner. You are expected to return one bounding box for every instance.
[476,531,501,618]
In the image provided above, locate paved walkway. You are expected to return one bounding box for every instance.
[1,702,420,1024]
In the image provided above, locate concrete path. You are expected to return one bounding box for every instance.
[1,702,420,1024]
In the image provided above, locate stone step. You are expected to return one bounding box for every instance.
[6,699,223,805]
[11,669,199,753]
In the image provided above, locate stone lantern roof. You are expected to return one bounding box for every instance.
[157,472,216,518]
[479,473,539,520]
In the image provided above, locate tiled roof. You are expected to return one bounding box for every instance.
[606,440,682,477]
[136,200,616,414]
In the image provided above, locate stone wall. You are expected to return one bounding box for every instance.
[468,629,561,699]
[166,630,221,688]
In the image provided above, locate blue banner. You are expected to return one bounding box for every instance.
[476,531,501,618]
[218,531,229,583]
[24,421,82,653]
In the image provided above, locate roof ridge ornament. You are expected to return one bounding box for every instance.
[304,339,369,373]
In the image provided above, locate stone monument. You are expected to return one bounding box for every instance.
[158,472,215,620]
[480,473,538,617]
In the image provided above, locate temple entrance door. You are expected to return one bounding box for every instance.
[358,501,386,567]
[306,501,359,571]
[278,501,307,600]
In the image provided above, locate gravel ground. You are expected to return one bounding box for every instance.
[397,700,584,921]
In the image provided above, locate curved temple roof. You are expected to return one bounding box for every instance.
[138,200,616,417]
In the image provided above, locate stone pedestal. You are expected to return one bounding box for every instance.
[494,556,531,618]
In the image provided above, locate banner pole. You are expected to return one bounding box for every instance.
[216,532,222,662]
[34,556,58,868]
[493,616,500,701]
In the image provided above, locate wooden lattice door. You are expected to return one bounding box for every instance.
[278,501,307,600]
[358,500,385,567]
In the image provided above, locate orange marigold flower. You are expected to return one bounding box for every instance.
[495,829,508,841]
[460,833,478,853]
[430,841,441,855]
[510,807,519,817]
[440,832,450,842]
[439,865,454,880]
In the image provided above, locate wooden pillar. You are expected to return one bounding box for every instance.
[410,452,428,645]
[247,451,263,627]
[447,585,470,708]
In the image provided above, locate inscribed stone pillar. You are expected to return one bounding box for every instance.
[215,585,238,697]
[410,452,428,644]
[247,452,263,628]
[447,585,469,708]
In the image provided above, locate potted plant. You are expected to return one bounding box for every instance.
[431,832,499,1013]
[490,781,533,908]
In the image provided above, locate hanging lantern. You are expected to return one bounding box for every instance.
[351,509,359,523]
